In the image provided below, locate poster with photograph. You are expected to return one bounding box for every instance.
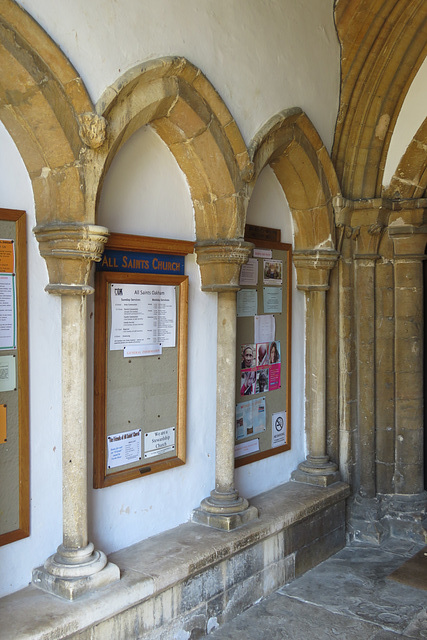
[240,370,256,396]
[240,344,255,370]
[263,259,282,285]
[256,368,269,393]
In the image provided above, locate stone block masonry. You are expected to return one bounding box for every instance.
[0,481,349,640]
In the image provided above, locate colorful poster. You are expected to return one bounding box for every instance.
[240,343,256,370]
[269,363,281,391]
[0,240,14,274]
[235,397,266,440]
[263,259,282,285]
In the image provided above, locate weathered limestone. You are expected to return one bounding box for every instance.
[292,250,340,487]
[389,223,425,495]
[352,210,385,499]
[32,224,119,600]
[1,481,349,640]
[193,241,258,529]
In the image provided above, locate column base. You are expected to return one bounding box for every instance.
[192,490,259,531]
[32,543,120,600]
[291,456,340,487]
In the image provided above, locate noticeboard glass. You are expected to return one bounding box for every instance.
[234,228,292,467]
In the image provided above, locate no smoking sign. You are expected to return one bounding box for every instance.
[272,411,286,448]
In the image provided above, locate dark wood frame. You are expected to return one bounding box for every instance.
[0,208,29,546]
[235,225,292,467]
[93,234,191,488]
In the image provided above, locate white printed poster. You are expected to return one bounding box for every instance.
[144,427,176,458]
[110,283,176,350]
[107,429,142,469]
[0,274,16,350]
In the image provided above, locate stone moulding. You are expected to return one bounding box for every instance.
[195,239,254,291]
[292,249,340,291]
[33,223,109,295]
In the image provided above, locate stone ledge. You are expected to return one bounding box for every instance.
[0,481,349,640]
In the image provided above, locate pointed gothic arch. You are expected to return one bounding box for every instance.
[0,0,94,227]
[249,108,340,252]
[333,0,427,199]
[89,57,252,244]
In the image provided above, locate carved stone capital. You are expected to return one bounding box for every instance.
[78,113,107,149]
[195,240,254,292]
[33,223,109,295]
[293,249,339,291]
[388,216,427,258]
[353,222,385,259]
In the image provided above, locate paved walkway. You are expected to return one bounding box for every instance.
[207,539,427,639]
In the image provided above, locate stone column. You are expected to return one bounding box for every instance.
[193,240,258,530]
[291,250,340,486]
[389,223,426,495]
[32,223,120,600]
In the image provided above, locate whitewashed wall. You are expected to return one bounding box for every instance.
[0,0,340,596]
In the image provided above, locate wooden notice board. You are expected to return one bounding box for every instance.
[93,233,192,488]
[0,209,29,546]
[234,225,292,467]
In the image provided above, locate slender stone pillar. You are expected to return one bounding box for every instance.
[292,250,340,486]
[32,223,120,600]
[193,240,258,530]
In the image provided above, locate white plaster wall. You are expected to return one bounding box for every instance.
[87,127,305,554]
[16,0,340,151]
[89,126,218,552]
[0,0,337,596]
[0,123,63,597]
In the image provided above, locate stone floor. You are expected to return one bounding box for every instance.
[206,540,427,639]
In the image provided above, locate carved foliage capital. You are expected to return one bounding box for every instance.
[34,223,109,295]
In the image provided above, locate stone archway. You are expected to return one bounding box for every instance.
[250,107,342,487]
[333,0,427,199]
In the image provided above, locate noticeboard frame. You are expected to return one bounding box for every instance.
[0,208,29,546]
[93,270,188,488]
[234,225,292,468]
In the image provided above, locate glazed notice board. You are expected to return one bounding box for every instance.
[235,225,292,467]
[93,233,192,488]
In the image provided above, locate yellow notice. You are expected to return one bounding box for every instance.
[0,404,6,443]
[0,240,14,274]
